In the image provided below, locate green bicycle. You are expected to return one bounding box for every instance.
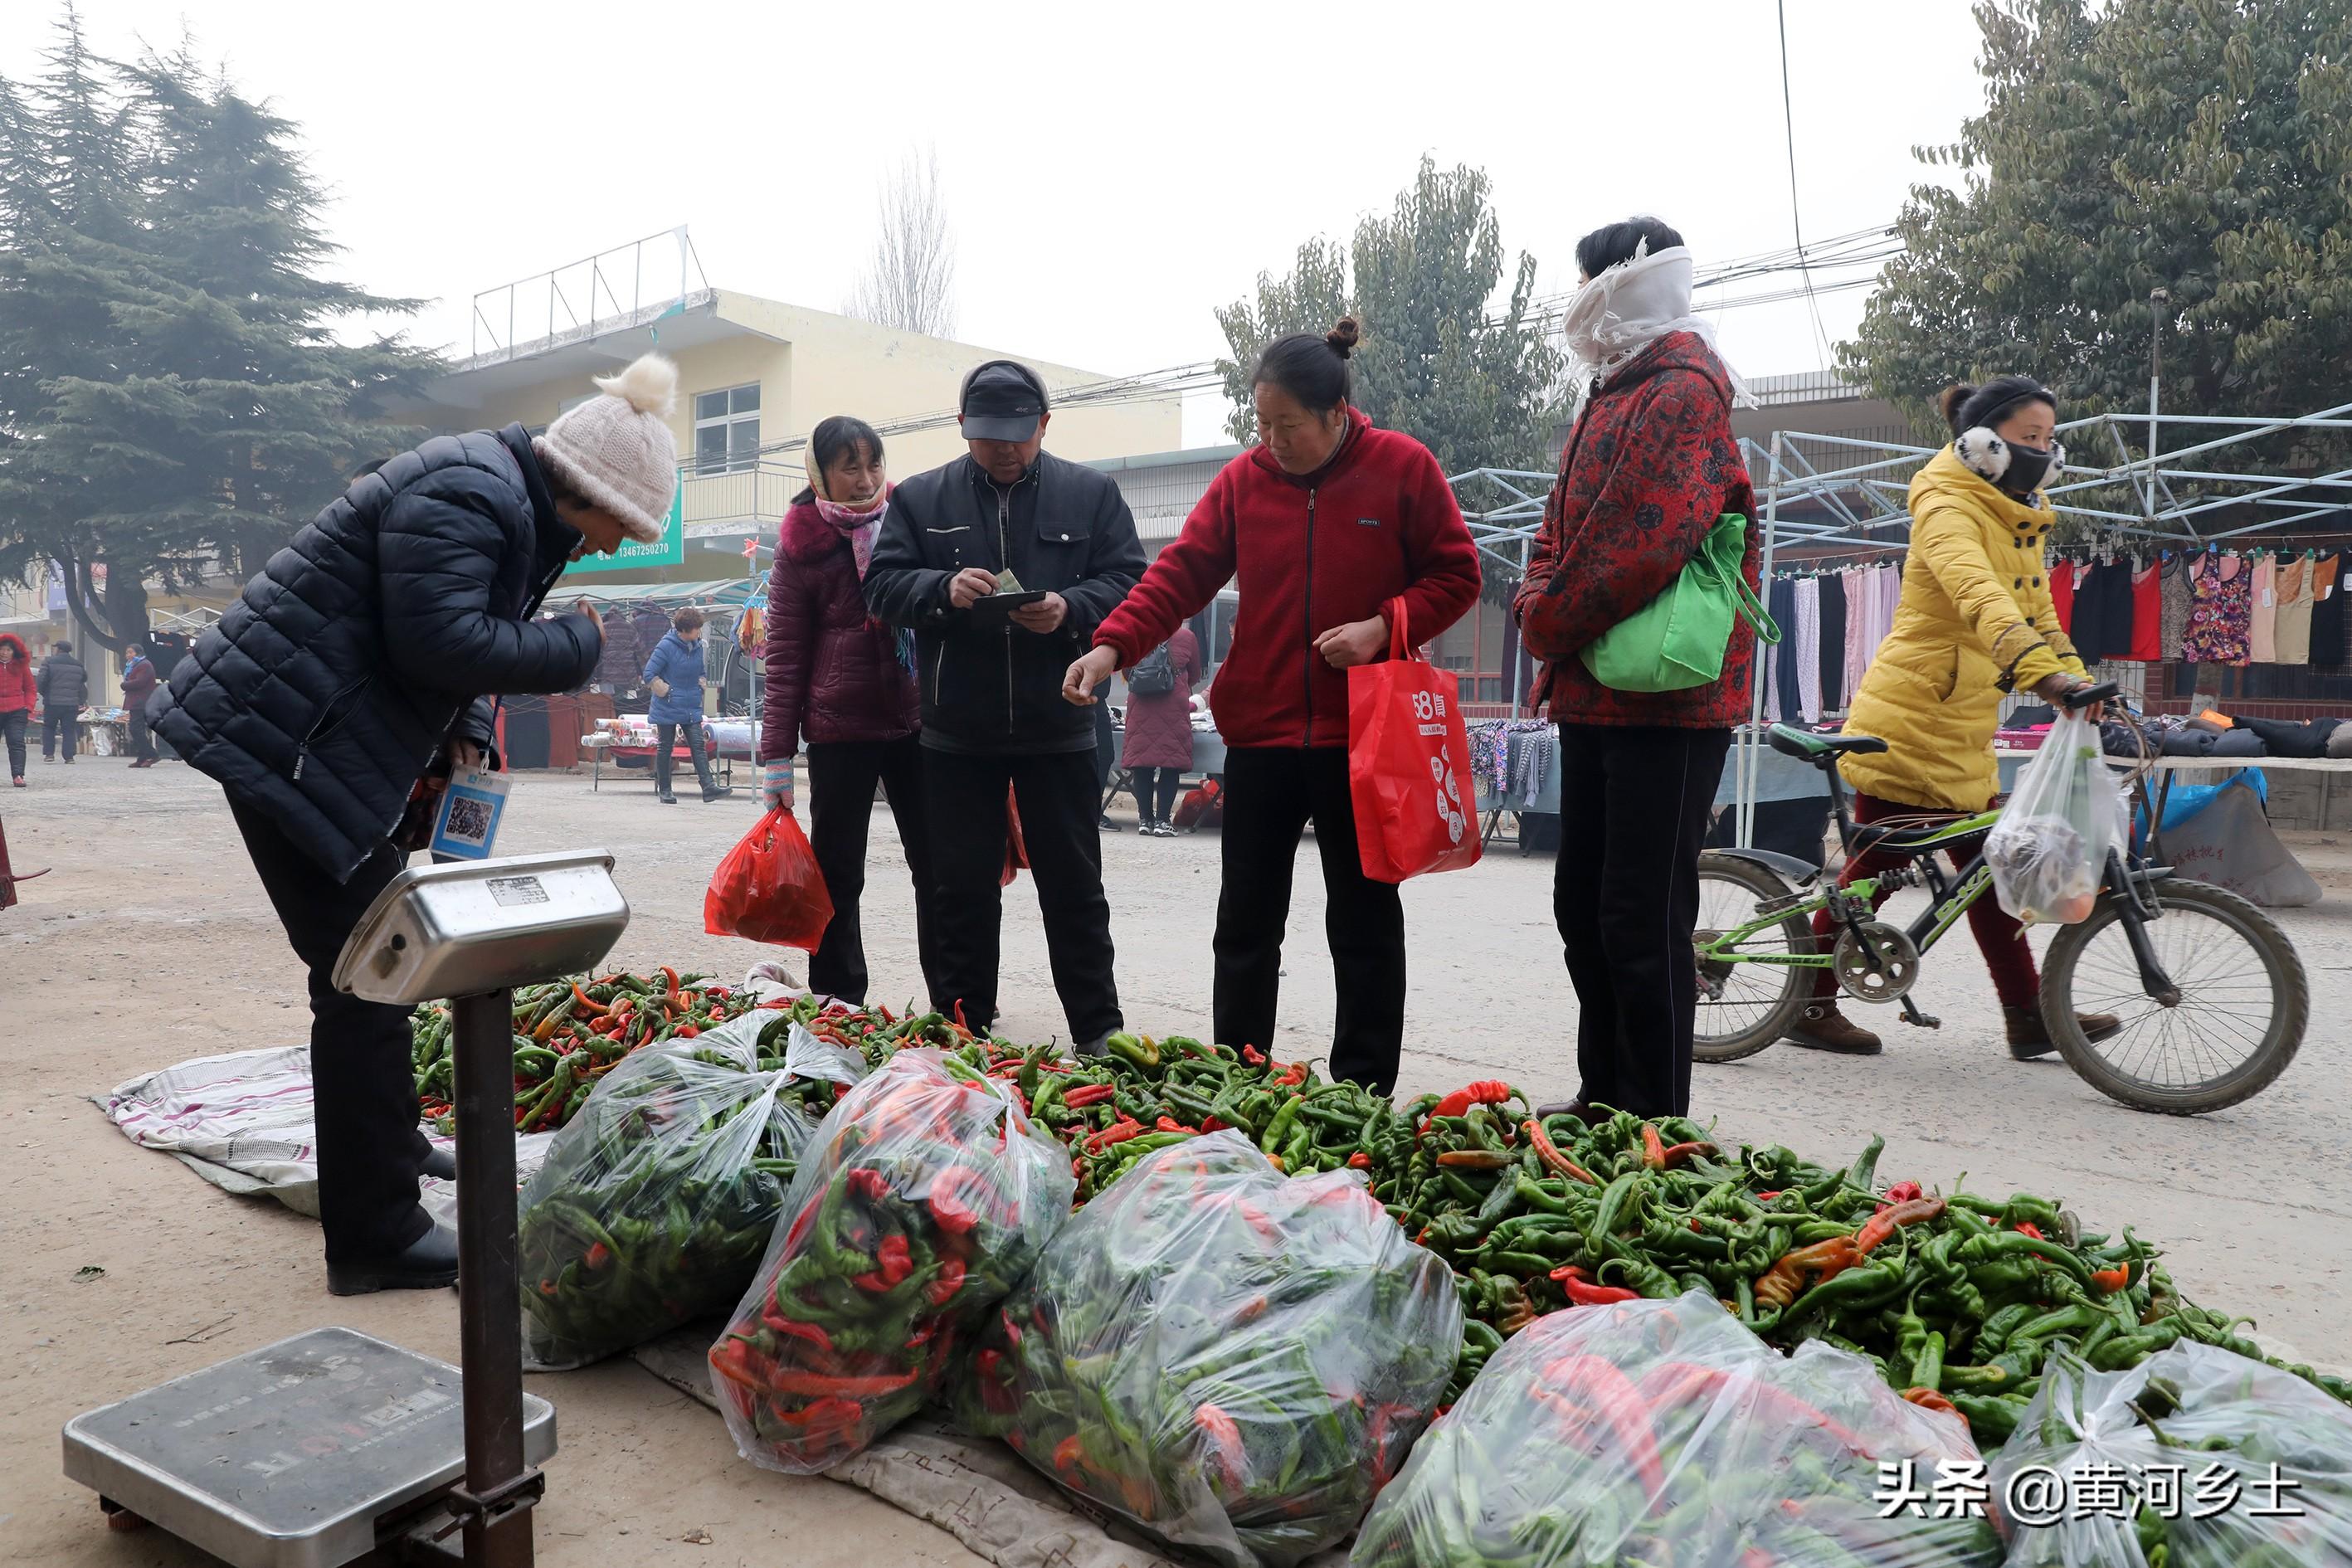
[1693,689,2306,1114]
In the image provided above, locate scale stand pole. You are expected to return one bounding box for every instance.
[449,986,540,1567]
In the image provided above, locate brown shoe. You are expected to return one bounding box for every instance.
[1785,1002,1882,1056]
[2004,1006,2122,1060]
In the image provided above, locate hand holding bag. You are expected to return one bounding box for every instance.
[1347,601,1483,883]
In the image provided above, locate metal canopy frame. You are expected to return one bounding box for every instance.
[1449,397,2352,845]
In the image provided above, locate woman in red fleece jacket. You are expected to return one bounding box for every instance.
[1068,319,1480,1091]
[0,633,33,786]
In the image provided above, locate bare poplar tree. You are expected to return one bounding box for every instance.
[847,147,957,338]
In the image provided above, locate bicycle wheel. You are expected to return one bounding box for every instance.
[2039,877,2306,1114]
[1692,853,1814,1064]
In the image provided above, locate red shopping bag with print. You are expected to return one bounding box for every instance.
[1347,602,1483,883]
[706,806,835,949]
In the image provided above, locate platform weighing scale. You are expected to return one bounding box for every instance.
[64,850,631,1567]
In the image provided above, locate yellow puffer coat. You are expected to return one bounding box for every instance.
[1839,446,2086,813]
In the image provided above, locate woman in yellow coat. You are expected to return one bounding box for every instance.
[1790,377,2118,1060]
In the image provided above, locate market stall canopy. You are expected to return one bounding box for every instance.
[560,578,757,606]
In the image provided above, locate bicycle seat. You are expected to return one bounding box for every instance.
[1766,723,1890,762]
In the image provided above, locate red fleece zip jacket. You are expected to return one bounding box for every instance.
[0,635,33,715]
[1093,409,1480,748]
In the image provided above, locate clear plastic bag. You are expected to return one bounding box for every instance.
[710,1048,1073,1474]
[1351,1293,2002,1568]
[1989,1342,2352,1567]
[1988,709,2128,924]
[959,1130,1461,1568]
[517,1012,867,1370]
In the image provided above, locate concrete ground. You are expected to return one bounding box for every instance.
[5,757,2350,1566]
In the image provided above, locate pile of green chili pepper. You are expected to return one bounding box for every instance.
[958,1132,1458,1568]
[1377,1096,2352,1437]
[1992,1341,2352,1566]
[518,1015,864,1369]
[411,967,764,1133]
[1355,1293,2004,1568]
[710,1048,1073,1475]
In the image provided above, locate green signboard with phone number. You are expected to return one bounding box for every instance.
[565,487,685,573]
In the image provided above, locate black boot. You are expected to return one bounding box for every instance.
[327,1222,460,1296]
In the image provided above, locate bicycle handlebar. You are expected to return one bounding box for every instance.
[2061,681,2120,712]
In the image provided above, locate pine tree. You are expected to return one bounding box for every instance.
[0,11,438,652]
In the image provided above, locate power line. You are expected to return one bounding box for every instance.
[1776,0,1836,369]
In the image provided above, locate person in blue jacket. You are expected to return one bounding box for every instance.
[644,606,732,802]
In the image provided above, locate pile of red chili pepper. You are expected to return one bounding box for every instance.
[958,1132,1460,1568]
[1353,1293,2005,1568]
[411,968,771,1134]
[709,1048,1074,1474]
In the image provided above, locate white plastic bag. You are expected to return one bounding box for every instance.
[1986,710,2127,924]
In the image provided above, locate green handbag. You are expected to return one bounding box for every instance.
[1580,512,1781,693]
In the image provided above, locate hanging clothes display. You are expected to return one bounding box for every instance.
[2248,552,2278,663]
[2182,553,2252,667]
[2128,557,2165,662]
[1793,576,1822,724]
[2275,553,2315,665]
[2159,553,2194,655]
[2071,558,2134,666]
[1818,569,1848,712]
[1768,575,1800,724]
[2312,554,2346,671]
[2048,558,2077,632]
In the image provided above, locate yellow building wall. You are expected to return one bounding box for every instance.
[415,292,1180,485]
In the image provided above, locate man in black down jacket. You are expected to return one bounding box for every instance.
[864,360,1145,1050]
[37,641,89,762]
[153,353,682,1293]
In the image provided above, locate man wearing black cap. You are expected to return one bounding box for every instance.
[864,359,1147,1050]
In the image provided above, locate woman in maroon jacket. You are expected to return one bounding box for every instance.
[1118,625,1200,836]
[1066,319,1481,1091]
[760,416,938,1003]
[1513,217,1760,1121]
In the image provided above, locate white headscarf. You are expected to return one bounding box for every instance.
[1558,243,1752,407]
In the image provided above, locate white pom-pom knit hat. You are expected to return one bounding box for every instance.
[532,353,681,543]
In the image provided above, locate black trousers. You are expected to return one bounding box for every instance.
[1093,700,1118,794]
[923,745,1121,1042]
[229,795,433,1264]
[1138,766,1182,821]
[653,719,714,796]
[1214,747,1406,1093]
[42,709,78,760]
[806,735,942,1006]
[127,702,156,762]
[1553,723,1733,1118]
[2,709,24,777]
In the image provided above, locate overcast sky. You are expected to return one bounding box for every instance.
[2,0,1987,445]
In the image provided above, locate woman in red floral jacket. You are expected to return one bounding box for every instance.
[760,416,938,1004]
[1513,217,1760,1121]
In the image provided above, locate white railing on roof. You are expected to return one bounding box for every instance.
[465,227,712,368]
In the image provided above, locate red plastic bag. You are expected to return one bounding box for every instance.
[1347,601,1482,883]
[1172,776,1224,830]
[706,807,835,948]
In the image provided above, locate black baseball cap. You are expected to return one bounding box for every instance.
[959,360,1049,442]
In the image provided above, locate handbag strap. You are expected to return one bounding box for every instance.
[1385,597,1415,662]
[1696,515,1782,647]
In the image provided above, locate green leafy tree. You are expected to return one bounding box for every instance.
[0,11,438,652]
[1215,158,1566,475]
[1843,0,2352,468]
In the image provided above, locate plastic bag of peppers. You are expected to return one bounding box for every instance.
[1989,1342,2352,1567]
[1352,1293,2003,1568]
[709,1048,1073,1473]
[518,1014,867,1370]
[959,1130,1461,1568]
